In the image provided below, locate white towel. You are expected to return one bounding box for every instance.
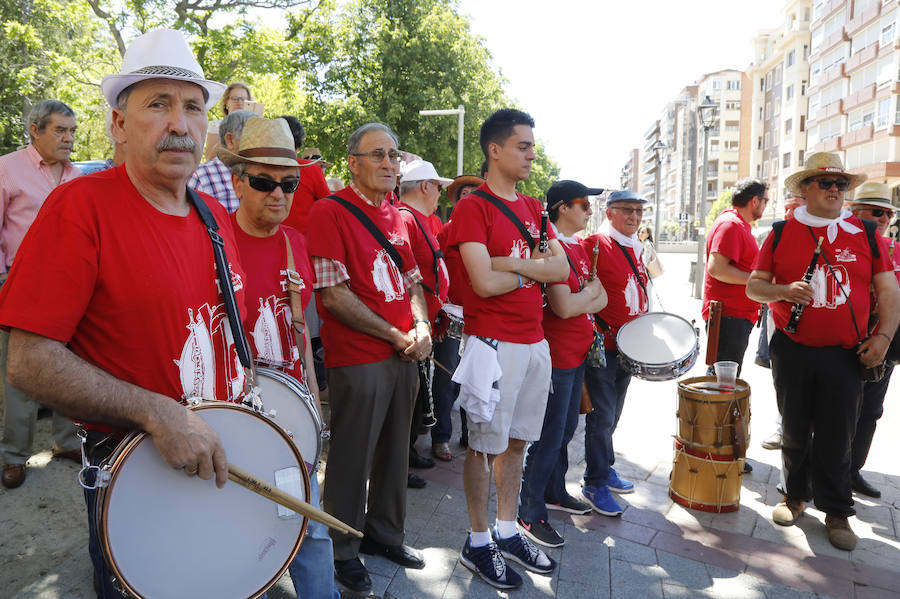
[452,336,502,424]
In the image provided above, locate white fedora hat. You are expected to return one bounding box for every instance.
[101,29,225,109]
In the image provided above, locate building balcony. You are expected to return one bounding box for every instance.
[807,99,844,128]
[845,43,880,73]
[846,3,881,36]
[843,124,874,147]
[811,136,842,153]
[808,63,847,95]
[842,83,877,113]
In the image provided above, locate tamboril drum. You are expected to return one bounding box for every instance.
[616,312,699,381]
[254,366,324,471]
[93,402,310,599]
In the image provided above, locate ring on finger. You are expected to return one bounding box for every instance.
[185,465,198,475]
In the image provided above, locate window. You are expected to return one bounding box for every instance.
[759,106,764,120]
[783,152,791,168]
[800,115,806,131]
[786,84,795,101]
[763,160,769,177]
[877,98,890,127]
[727,80,741,90]
[798,150,805,166]
[759,77,765,91]
[801,80,807,96]
[787,50,796,68]
[756,164,762,177]
[774,99,780,117]
[724,161,739,172]
[766,72,773,90]
[848,105,875,130]
[712,78,722,90]
[803,45,809,60]
[758,136,763,149]
[852,23,880,54]
[877,56,894,86]
[772,157,779,174]
[725,120,740,132]
[725,101,741,110]
[882,17,896,45]
[764,132,770,149]
[725,141,739,150]
[775,66,782,84]
[785,118,793,134]
[813,1,824,20]
[765,101,772,119]
[850,62,877,93]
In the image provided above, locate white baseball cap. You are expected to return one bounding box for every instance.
[399,160,453,187]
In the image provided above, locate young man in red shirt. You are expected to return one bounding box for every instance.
[445,108,568,589]
[748,152,900,551]
[306,122,432,593]
[579,190,650,517]
[518,180,607,548]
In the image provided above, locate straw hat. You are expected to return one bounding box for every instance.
[784,152,866,195]
[447,174,484,203]
[300,147,333,168]
[847,181,895,211]
[218,117,316,168]
[101,29,225,109]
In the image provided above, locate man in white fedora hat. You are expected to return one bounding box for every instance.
[0,29,254,595]
[748,152,900,551]
[845,181,899,500]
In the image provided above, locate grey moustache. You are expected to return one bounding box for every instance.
[157,134,197,153]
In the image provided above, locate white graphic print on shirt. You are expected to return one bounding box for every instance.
[810,263,849,309]
[251,294,299,368]
[176,302,245,401]
[372,249,405,302]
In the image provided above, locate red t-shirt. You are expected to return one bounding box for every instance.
[0,165,248,425]
[753,217,892,348]
[398,203,449,325]
[580,233,649,351]
[307,186,417,367]
[437,224,465,306]
[543,239,594,368]
[889,238,900,284]
[282,160,330,234]
[230,214,313,381]
[444,183,555,344]
[702,208,760,322]
[428,213,443,236]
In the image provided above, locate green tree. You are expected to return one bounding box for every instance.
[706,190,732,228]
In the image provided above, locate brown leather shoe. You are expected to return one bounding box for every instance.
[825,515,857,551]
[52,449,82,464]
[2,464,26,489]
[772,498,805,526]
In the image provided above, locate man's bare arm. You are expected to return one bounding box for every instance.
[547,278,608,320]
[403,283,432,361]
[460,241,523,298]
[7,329,228,486]
[491,238,569,283]
[858,271,900,366]
[746,270,813,305]
[708,252,751,285]
[320,283,409,351]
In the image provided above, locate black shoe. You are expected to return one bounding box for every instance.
[407,472,427,489]
[359,538,425,569]
[517,517,564,548]
[852,473,881,498]
[743,462,753,474]
[334,558,372,593]
[409,447,435,469]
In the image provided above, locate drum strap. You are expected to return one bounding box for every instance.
[282,232,310,382]
[326,195,404,271]
[398,206,443,297]
[186,187,255,377]
[471,189,536,251]
[614,242,649,298]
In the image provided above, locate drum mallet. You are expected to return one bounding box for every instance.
[227,463,363,538]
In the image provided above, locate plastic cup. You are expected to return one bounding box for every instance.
[714,361,738,389]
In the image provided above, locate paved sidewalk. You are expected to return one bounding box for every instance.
[3,252,899,598]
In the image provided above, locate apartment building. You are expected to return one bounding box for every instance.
[806,0,900,198]
[619,148,640,191]
[748,0,813,225]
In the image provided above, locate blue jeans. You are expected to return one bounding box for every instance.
[519,363,585,522]
[583,351,631,488]
[430,335,461,444]
[289,474,340,599]
[756,305,770,363]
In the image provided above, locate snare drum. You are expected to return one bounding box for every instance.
[94,402,309,598]
[669,439,743,513]
[255,366,324,469]
[616,312,699,381]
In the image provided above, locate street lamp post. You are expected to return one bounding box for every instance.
[693,95,719,299]
[418,105,465,176]
[652,140,667,243]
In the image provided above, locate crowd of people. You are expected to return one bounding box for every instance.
[0,27,898,597]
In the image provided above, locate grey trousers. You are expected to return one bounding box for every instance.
[322,355,417,560]
[0,330,78,465]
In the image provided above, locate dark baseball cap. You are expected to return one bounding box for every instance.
[546,180,605,210]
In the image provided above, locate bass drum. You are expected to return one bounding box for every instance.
[616,312,699,381]
[255,366,324,471]
[95,402,309,598]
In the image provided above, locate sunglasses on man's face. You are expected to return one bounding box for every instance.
[862,207,895,218]
[810,178,850,191]
[242,172,300,194]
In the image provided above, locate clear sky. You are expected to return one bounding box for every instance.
[457,0,787,189]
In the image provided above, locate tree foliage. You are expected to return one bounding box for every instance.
[706,190,732,227]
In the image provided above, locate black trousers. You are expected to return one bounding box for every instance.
[705,315,755,377]
[851,363,894,474]
[770,330,863,517]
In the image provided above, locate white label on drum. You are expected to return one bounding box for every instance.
[274,467,303,519]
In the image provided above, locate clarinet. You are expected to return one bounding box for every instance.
[784,236,824,334]
[539,210,549,253]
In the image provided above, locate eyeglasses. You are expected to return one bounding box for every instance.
[227,97,248,105]
[610,205,644,215]
[242,173,300,194]
[351,149,402,164]
[304,154,322,160]
[567,198,591,209]
[809,178,850,191]
[861,207,895,218]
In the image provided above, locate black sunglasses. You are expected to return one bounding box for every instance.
[809,178,850,191]
[242,173,300,194]
[863,207,894,218]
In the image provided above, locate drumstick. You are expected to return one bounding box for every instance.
[429,355,453,376]
[227,463,363,538]
[590,242,599,280]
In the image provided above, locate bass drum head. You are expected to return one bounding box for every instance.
[255,366,323,467]
[617,312,698,380]
[100,404,308,599]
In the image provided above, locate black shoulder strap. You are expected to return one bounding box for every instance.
[471,189,536,250]
[771,220,786,253]
[399,206,443,297]
[614,241,649,297]
[186,187,253,370]
[861,219,881,259]
[327,194,404,271]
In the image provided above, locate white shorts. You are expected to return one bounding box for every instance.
[468,339,551,455]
